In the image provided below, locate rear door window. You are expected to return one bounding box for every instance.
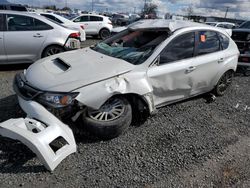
[197,31,220,56]
[160,32,195,64]
[33,18,53,30]
[74,16,89,22]
[90,16,103,22]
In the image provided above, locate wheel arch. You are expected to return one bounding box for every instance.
[41,43,65,58]
[105,92,154,115]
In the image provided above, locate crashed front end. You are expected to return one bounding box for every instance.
[0,73,78,171]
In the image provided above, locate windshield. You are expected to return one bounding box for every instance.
[93,30,169,65]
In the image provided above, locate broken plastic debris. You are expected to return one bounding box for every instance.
[0,117,76,171]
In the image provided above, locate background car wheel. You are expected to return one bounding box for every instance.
[99,29,110,40]
[82,97,132,139]
[214,70,234,96]
[42,45,64,58]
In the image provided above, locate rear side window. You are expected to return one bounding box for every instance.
[34,18,53,30]
[218,33,230,50]
[160,32,195,64]
[90,16,103,21]
[0,14,5,31]
[197,31,220,55]
[41,14,63,24]
[74,16,88,22]
[7,14,52,31]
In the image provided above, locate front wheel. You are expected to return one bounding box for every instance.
[82,97,132,139]
[213,71,234,96]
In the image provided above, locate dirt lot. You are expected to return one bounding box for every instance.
[0,39,250,187]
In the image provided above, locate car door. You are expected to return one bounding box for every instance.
[147,32,196,107]
[88,16,103,34]
[73,15,90,34]
[189,30,223,95]
[4,14,52,63]
[0,14,7,64]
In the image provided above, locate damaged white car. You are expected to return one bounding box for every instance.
[0,20,239,171]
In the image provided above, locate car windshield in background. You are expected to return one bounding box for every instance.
[93,30,169,65]
[239,21,250,29]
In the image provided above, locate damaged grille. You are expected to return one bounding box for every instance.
[14,73,43,100]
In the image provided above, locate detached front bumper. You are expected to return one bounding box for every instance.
[0,97,77,171]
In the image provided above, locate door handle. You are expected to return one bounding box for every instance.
[33,33,43,38]
[218,58,224,63]
[186,66,196,73]
[84,24,88,25]
[33,35,43,38]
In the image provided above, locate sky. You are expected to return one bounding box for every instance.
[5,0,250,19]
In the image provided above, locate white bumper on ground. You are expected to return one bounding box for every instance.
[0,97,77,171]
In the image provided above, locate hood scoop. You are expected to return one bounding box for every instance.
[44,58,71,74]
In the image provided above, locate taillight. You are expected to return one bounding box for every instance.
[80,25,84,30]
[108,22,112,25]
[69,32,81,38]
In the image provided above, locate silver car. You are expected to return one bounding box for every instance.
[0,19,239,171]
[0,11,81,64]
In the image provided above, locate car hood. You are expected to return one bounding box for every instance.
[112,26,127,33]
[25,48,134,92]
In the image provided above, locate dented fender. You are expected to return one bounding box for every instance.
[74,72,155,112]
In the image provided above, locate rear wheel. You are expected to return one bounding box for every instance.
[99,28,110,40]
[213,70,234,96]
[42,45,64,58]
[82,97,132,139]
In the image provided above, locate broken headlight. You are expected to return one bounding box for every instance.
[38,92,79,108]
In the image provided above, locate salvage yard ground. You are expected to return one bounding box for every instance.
[0,39,250,187]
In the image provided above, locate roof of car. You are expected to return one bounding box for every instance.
[129,19,212,32]
[0,10,43,18]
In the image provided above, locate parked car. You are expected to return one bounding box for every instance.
[205,22,236,29]
[238,21,250,29]
[40,12,86,42]
[71,14,113,39]
[0,11,81,64]
[232,28,250,75]
[0,3,27,11]
[112,14,129,26]
[111,20,144,35]
[13,20,239,141]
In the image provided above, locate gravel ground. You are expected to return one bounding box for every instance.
[0,39,250,187]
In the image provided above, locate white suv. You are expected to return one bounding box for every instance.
[71,14,113,39]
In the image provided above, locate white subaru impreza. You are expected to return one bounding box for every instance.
[0,19,240,171]
[14,19,239,139]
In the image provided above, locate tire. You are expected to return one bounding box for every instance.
[99,28,111,40]
[42,45,64,58]
[213,70,234,96]
[82,97,132,139]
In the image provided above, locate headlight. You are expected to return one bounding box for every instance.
[38,92,79,108]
